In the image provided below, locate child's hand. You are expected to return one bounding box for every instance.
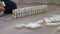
[0,6,5,11]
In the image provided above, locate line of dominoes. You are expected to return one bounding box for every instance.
[12,5,48,18]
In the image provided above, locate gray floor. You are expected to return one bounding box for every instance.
[0,5,60,34]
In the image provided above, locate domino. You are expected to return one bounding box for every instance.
[15,22,42,29]
[12,5,48,18]
[44,18,52,23]
[15,23,25,29]
[43,15,60,23]
[54,17,60,22]
[12,9,19,18]
[35,19,44,24]
[25,23,42,29]
[51,15,60,22]
[46,23,58,26]
[48,17,56,22]
[52,15,60,17]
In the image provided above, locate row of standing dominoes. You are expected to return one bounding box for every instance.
[12,5,48,18]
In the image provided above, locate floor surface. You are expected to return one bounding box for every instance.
[0,5,60,34]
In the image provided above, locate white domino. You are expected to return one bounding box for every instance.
[52,15,60,17]
[44,15,60,23]
[48,17,56,22]
[15,22,42,29]
[35,19,44,24]
[25,23,42,29]
[15,23,25,29]
[44,18,52,23]
[46,23,58,26]
[12,5,48,18]
[54,17,60,22]
[51,15,60,22]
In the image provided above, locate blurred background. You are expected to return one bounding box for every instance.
[12,0,60,8]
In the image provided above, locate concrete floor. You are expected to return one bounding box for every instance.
[0,5,60,34]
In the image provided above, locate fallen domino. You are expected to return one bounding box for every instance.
[12,5,48,18]
[44,18,52,23]
[52,15,60,17]
[15,22,42,29]
[15,23,26,29]
[53,17,60,22]
[46,23,58,26]
[51,15,60,22]
[48,17,56,22]
[35,19,44,24]
[25,23,42,29]
[43,16,60,26]
[44,17,58,23]
[46,15,60,22]
[44,16,60,23]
